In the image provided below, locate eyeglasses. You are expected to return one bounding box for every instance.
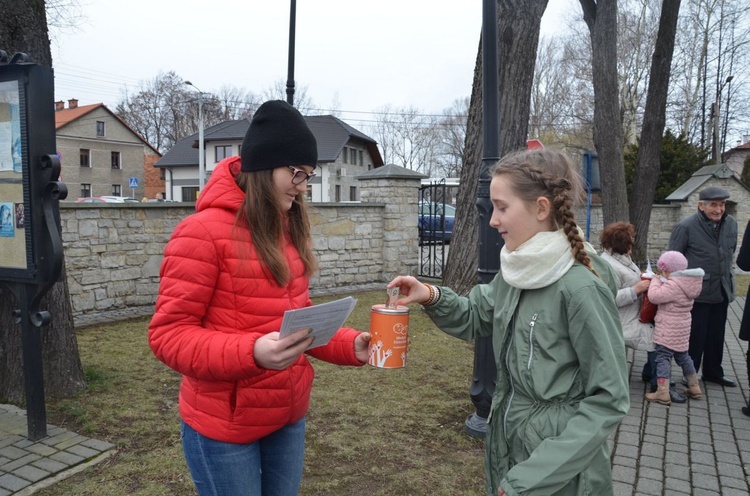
[288,166,316,185]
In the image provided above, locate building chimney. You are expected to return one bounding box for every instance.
[743,134,750,144]
[67,98,78,110]
[55,100,65,111]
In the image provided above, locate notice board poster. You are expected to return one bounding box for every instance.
[0,79,27,269]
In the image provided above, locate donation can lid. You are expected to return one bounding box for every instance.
[371,303,409,315]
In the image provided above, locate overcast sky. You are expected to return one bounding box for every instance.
[50,0,579,124]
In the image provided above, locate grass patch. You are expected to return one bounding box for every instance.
[37,291,485,496]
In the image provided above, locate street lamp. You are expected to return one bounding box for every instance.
[712,75,733,165]
[465,0,503,438]
[286,0,296,106]
[184,80,205,192]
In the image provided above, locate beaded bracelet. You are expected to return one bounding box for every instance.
[423,284,442,306]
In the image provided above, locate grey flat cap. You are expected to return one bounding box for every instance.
[699,186,730,201]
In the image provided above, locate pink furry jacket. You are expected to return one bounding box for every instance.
[647,268,705,352]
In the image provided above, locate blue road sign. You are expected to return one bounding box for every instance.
[129,177,138,188]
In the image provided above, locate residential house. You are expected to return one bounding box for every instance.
[55,99,161,200]
[155,114,384,202]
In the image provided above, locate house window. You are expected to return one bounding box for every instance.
[335,185,341,202]
[215,145,232,162]
[350,186,357,201]
[80,149,90,167]
[359,150,364,166]
[342,147,348,164]
[111,151,121,169]
[112,184,121,196]
[350,148,357,165]
[81,184,91,197]
[182,187,199,202]
[160,168,166,180]
[96,121,105,136]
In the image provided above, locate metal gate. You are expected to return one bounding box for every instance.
[418,180,451,279]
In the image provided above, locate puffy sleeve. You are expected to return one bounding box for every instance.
[306,327,364,366]
[646,277,678,305]
[148,218,262,382]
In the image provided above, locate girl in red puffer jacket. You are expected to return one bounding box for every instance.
[149,100,370,496]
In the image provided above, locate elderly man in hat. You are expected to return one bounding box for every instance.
[667,186,738,388]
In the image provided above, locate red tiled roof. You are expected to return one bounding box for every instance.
[54,103,104,129]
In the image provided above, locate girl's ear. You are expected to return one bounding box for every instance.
[536,196,552,222]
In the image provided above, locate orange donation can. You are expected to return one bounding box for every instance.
[368,304,409,368]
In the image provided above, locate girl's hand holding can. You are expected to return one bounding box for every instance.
[387,276,430,306]
[353,332,372,363]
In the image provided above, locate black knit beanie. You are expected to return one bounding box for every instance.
[240,100,318,172]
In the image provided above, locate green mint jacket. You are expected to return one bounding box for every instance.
[425,256,629,496]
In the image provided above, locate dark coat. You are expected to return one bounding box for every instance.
[668,211,738,304]
[737,220,750,341]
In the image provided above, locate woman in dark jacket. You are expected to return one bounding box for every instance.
[738,220,750,416]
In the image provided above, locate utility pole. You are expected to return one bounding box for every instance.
[184,81,205,192]
[713,75,733,165]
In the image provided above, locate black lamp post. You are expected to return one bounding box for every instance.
[286,0,296,106]
[465,0,504,438]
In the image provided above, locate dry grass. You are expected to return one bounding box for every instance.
[37,291,486,496]
[737,273,750,298]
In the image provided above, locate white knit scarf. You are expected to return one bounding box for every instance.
[500,229,576,290]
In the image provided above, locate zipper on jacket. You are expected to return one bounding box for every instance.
[503,330,515,444]
[527,313,538,370]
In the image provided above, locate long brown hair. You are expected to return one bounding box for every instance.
[492,148,596,273]
[234,169,318,286]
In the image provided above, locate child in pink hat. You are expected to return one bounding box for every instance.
[645,251,705,405]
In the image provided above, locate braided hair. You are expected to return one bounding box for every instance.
[491,148,598,276]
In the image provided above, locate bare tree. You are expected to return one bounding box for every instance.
[0,0,86,402]
[580,0,630,224]
[368,105,399,165]
[366,105,442,175]
[116,72,259,153]
[215,85,258,121]
[667,0,749,149]
[617,0,660,144]
[443,0,549,294]
[630,0,682,260]
[262,79,315,114]
[434,97,469,178]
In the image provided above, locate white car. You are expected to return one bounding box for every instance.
[98,196,139,203]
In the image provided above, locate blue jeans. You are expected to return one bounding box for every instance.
[181,418,306,496]
[654,344,696,380]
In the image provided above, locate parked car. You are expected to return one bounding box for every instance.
[75,197,106,203]
[418,201,455,244]
[99,196,139,203]
[75,196,139,203]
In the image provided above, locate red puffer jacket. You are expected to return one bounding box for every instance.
[149,156,363,444]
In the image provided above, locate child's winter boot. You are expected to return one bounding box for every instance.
[685,374,703,399]
[645,378,671,405]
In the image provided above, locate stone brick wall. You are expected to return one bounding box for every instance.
[60,173,423,321]
[59,174,748,323]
